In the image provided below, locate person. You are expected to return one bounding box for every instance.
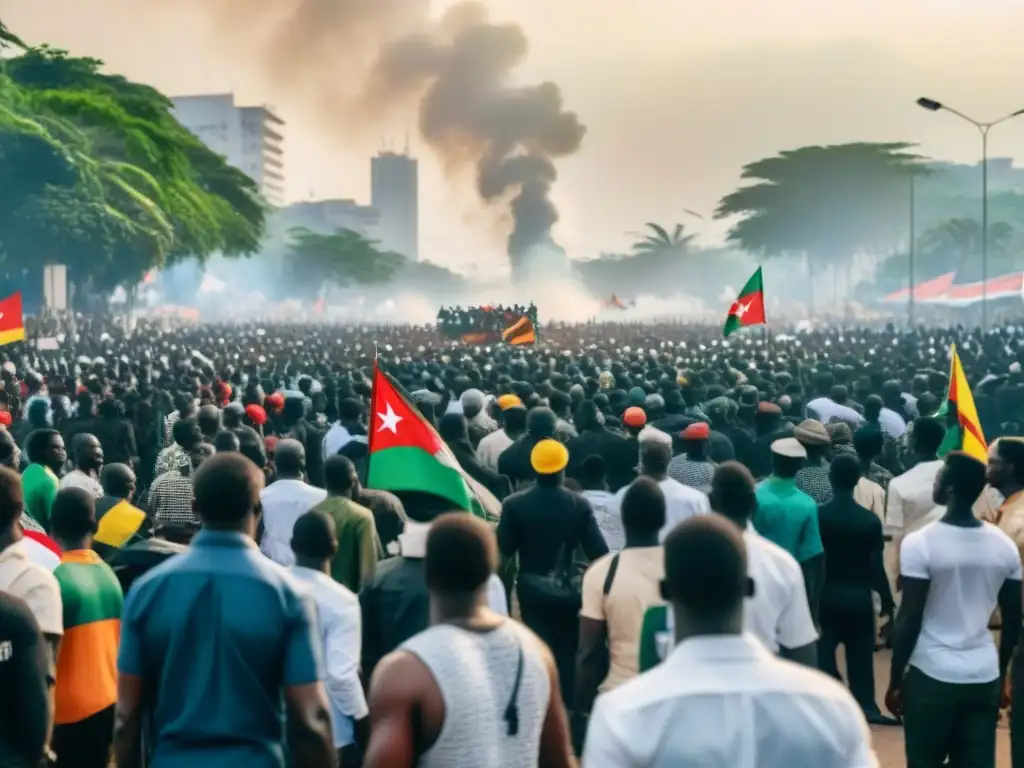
[115,452,335,768]
[609,427,710,542]
[459,388,498,448]
[793,419,833,504]
[59,433,104,498]
[0,465,63,659]
[92,463,150,560]
[817,454,898,726]
[576,477,666,722]
[259,438,327,567]
[353,474,407,558]
[498,406,559,489]
[583,514,877,766]
[290,510,369,767]
[753,437,824,621]
[363,513,576,768]
[148,441,211,528]
[309,455,381,593]
[438,413,508,500]
[92,398,137,469]
[638,461,818,671]
[885,416,946,545]
[476,401,525,473]
[984,437,1024,559]
[155,418,201,477]
[214,429,241,453]
[22,429,66,529]
[0,591,54,768]
[667,422,716,494]
[498,439,608,704]
[577,454,621,552]
[49,487,123,768]
[887,452,1022,768]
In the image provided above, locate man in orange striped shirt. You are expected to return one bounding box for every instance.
[49,487,123,768]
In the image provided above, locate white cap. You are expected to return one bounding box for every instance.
[771,437,807,459]
[638,426,672,447]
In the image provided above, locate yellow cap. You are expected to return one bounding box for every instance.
[497,394,523,410]
[530,439,569,475]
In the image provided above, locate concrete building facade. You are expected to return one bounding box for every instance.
[371,151,419,261]
[171,93,285,206]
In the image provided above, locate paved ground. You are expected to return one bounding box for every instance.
[864,649,1010,767]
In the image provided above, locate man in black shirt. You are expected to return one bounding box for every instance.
[0,592,53,767]
[817,453,898,726]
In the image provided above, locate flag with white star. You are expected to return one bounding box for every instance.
[723,267,766,337]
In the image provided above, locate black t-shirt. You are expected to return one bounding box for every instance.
[0,592,52,767]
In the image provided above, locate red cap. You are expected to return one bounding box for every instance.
[245,404,268,426]
[622,406,647,428]
[0,411,12,427]
[681,422,710,440]
[265,392,285,411]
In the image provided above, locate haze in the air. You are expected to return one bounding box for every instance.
[3,0,1023,270]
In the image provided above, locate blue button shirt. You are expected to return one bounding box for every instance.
[753,477,824,563]
[118,530,323,767]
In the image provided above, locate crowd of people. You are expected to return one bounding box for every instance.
[436,304,540,340]
[2,315,1024,766]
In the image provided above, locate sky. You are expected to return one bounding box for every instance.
[3,0,1024,271]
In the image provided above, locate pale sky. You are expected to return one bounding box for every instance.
[3,0,1023,270]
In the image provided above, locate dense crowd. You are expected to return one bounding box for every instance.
[2,316,1024,766]
[436,304,539,339]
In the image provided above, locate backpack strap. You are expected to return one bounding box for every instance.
[602,552,621,596]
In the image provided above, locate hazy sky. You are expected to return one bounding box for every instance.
[3,0,1023,270]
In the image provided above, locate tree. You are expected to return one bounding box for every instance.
[918,218,1016,282]
[283,227,406,299]
[630,222,696,256]
[0,32,266,292]
[715,143,928,306]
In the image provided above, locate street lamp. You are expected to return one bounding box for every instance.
[916,97,1024,329]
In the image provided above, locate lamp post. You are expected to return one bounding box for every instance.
[916,97,1024,329]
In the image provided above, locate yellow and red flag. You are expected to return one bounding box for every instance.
[947,343,987,463]
[0,292,25,345]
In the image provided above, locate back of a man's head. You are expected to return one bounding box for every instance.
[425,513,497,596]
[621,477,666,539]
[526,407,557,439]
[710,461,757,526]
[291,509,337,561]
[50,487,96,544]
[323,455,356,496]
[193,453,265,530]
[100,463,135,499]
[829,453,862,495]
[664,515,747,634]
[274,438,306,477]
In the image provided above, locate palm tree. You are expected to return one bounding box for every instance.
[630,222,696,256]
[918,218,1015,282]
[285,227,407,298]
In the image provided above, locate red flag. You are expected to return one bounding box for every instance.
[0,292,25,345]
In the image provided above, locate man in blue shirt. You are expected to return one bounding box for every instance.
[754,437,824,627]
[114,453,335,768]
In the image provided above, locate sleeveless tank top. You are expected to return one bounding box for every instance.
[400,620,550,768]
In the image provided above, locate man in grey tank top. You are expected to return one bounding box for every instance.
[363,513,577,768]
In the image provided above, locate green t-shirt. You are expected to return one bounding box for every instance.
[753,477,823,563]
[22,464,59,529]
[639,605,673,672]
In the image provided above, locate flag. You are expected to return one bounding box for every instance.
[502,315,536,346]
[946,343,987,463]
[723,267,766,337]
[367,364,499,520]
[23,529,61,571]
[0,292,25,345]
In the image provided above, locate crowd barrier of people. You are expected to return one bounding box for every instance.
[2,316,1024,766]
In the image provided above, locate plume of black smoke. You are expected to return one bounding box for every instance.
[368,3,585,280]
[181,0,584,281]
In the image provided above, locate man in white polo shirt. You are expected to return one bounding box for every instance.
[585,514,876,766]
[886,452,1021,768]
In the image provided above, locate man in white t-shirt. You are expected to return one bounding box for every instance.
[886,452,1022,768]
[608,428,709,543]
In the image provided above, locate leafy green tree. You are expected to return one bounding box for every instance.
[630,222,696,256]
[918,218,1015,282]
[283,227,406,298]
[715,143,928,306]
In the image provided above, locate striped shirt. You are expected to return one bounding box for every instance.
[52,549,123,724]
[149,470,198,527]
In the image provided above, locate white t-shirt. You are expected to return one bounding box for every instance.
[611,477,710,544]
[583,489,623,552]
[807,398,864,427]
[901,520,1022,684]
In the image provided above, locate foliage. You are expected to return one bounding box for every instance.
[715,143,928,276]
[918,218,1016,282]
[630,222,696,256]
[0,31,266,291]
[283,227,406,298]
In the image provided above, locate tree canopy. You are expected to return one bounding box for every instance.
[715,143,928,274]
[630,222,696,256]
[0,28,266,292]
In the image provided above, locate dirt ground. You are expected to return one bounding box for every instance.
[865,648,1010,767]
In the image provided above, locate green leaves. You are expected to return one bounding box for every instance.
[0,33,266,288]
[285,227,407,295]
[630,221,696,255]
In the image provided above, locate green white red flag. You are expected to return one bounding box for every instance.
[723,267,766,337]
[367,363,499,520]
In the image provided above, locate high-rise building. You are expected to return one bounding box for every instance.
[171,94,285,206]
[371,151,418,261]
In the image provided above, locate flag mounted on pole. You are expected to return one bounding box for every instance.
[945,343,987,463]
[0,292,25,345]
[367,363,500,520]
[723,267,766,337]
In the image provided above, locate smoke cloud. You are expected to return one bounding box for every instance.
[180,0,585,281]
